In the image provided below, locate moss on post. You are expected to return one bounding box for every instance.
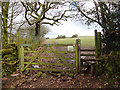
[76,39,81,74]
[20,46,24,72]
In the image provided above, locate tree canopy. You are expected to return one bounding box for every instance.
[72,1,120,53]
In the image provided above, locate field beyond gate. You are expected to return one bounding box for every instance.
[20,44,78,74]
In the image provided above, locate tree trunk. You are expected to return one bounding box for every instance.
[2,2,9,48]
[35,22,40,36]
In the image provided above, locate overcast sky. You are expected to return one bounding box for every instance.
[45,19,101,38]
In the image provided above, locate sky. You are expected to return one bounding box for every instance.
[45,19,101,38]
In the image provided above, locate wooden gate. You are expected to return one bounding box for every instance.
[19,30,101,74]
[19,39,81,74]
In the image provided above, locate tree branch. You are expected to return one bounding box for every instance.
[77,6,102,26]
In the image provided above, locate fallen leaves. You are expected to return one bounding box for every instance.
[33,78,37,82]
[2,77,9,80]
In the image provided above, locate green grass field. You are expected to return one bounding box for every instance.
[45,36,95,49]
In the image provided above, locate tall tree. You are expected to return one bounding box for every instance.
[72,1,120,54]
[21,1,70,36]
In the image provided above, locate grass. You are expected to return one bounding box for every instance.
[45,36,95,49]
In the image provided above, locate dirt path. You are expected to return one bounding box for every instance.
[2,72,119,89]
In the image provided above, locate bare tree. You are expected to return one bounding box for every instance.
[21,1,71,36]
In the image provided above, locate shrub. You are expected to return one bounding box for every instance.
[56,35,66,39]
[71,34,78,38]
[46,37,49,39]
[95,52,120,83]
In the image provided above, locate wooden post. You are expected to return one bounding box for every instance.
[95,30,101,74]
[95,30,98,58]
[97,32,101,58]
[76,39,81,74]
[0,12,2,89]
[16,31,21,71]
[20,46,24,72]
[95,30,101,58]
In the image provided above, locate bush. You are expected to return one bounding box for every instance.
[46,37,49,39]
[95,52,120,83]
[71,34,78,38]
[56,35,66,39]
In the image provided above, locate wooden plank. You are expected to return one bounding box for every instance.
[40,44,74,47]
[24,50,76,53]
[24,56,57,59]
[24,62,75,67]
[26,68,75,73]
[81,49,95,51]
[24,51,39,53]
[56,51,75,53]
[81,58,101,61]
[20,46,24,71]
[24,56,76,60]
[81,54,95,56]
[24,62,64,66]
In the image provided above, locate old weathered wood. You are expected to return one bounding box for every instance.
[24,56,76,60]
[76,39,81,74]
[20,46,24,71]
[24,50,75,53]
[81,49,95,51]
[95,30,98,58]
[97,32,101,58]
[24,62,64,66]
[27,68,75,73]
[81,54,95,56]
[94,30,101,74]
[81,58,101,61]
